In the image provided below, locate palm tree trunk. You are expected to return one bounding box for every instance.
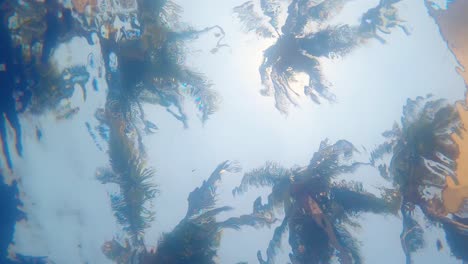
[304,195,352,264]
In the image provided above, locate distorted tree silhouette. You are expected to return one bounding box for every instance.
[99,0,225,132]
[234,0,409,113]
[143,161,243,264]
[233,139,397,264]
[96,121,158,246]
[95,1,230,260]
[371,95,468,263]
[0,0,75,169]
[102,161,274,263]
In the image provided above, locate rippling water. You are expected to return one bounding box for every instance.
[1,0,467,263]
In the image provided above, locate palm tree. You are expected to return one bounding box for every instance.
[233,139,397,264]
[234,0,408,114]
[99,0,225,132]
[371,95,468,263]
[145,160,278,264]
[97,2,230,261]
[102,161,274,264]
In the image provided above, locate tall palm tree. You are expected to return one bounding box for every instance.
[371,95,468,263]
[233,139,397,264]
[234,0,408,114]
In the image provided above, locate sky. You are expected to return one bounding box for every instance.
[1,0,466,263]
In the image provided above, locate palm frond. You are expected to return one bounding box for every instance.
[153,219,219,264]
[234,1,276,38]
[191,206,234,224]
[335,223,363,264]
[109,159,158,243]
[330,181,393,216]
[159,0,183,28]
[443,221,468,261]
[306,139,363,180]
[257,180,291,216]
[370,141,395,165]
[233,161,292,195]
[259,58,303,113]
[281,0,350,36]
[400,210,424,263]
[221,197,279,231]
[102,124,158,244]
[96,167,120,184]
[178,69,221,123]
[257,215,289,264]
[281,0,308,36]
[301,25,358,58]
[358,0,409,43]
[220,212,276,231]
[142,38,221,126]
[186,161,241,217]
[308,0,350,24]
[260,0,282,32]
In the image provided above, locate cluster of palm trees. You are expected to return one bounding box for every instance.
[85,0,468,263]
[94,0,229,258]
[100,93,468,264]
[154,95,464,264]
[101,160,274,263]
[0,0,234,260]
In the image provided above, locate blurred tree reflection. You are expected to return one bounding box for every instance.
[103,161,274,263]
[371,95,468,263]
[233,139,397,264]
[234,0,409,113]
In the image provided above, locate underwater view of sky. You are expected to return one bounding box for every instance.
[0,0,467,263]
